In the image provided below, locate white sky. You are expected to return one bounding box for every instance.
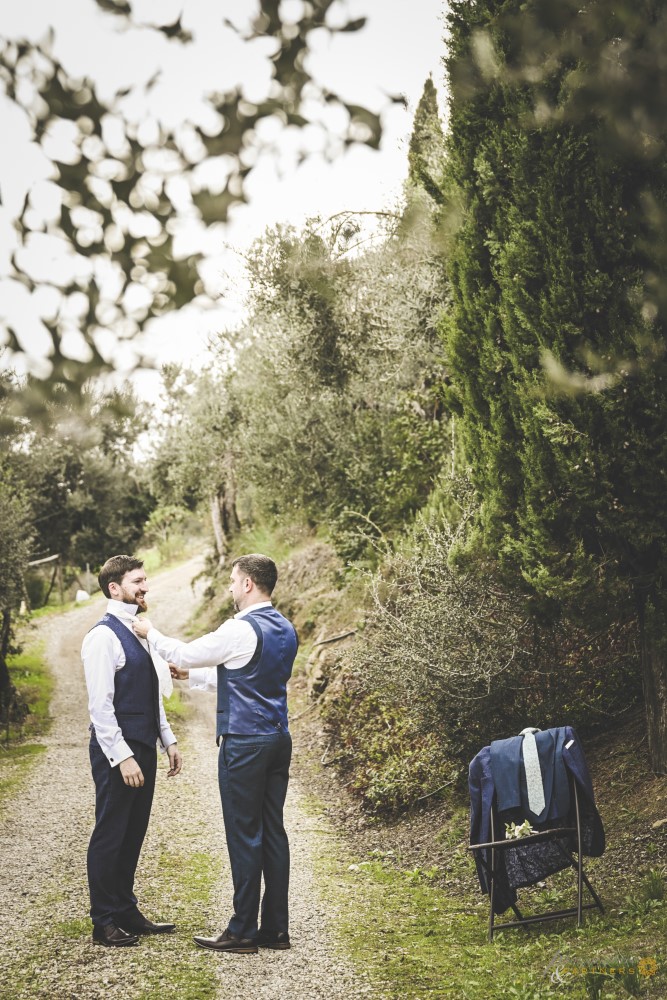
[0,0,448,398]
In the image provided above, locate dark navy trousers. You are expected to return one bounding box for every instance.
[218,731,292,940]
[87,734,157,927]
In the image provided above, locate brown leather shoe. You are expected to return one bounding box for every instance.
[193,929,258,954]
[256,929,291,950]
[92,922,139,947]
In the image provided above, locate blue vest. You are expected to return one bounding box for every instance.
[92,614,161,749]
[216,606,298,737]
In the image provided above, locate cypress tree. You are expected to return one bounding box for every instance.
[442,0,667,771]
[408,77,446,204]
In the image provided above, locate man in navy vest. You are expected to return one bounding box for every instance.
[133,553,298,955]
[83,554,182,947]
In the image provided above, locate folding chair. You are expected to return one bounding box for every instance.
[468,727,605,941]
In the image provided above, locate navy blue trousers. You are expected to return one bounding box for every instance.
[87,735,157,927]
[218,731,292,940]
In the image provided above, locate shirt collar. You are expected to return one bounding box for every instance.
[107,598,141,620]
[235,601,272,619]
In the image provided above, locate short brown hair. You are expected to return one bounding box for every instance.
[232,553,278,596]
[98,555,144,598]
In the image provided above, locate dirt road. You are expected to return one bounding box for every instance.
[0,557,373,999]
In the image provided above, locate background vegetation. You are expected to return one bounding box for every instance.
[2,0,667,799]
[144,0,667,800]
[2,4,666,995]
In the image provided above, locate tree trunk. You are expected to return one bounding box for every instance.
[638,589,667,775]
[210,494,227,565]
[222,450,241,536]
[0,609,12,698]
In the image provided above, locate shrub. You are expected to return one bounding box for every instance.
[322,481,641,810]
[322,683,459,813]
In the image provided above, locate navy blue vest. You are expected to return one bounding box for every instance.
[216,606,298,737]
[92,614,161,749]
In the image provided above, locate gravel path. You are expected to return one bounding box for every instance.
[0,557,373,999]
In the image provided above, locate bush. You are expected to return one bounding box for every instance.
[24,572,49,609]
[321,481,641,810]
[322,683,459,813]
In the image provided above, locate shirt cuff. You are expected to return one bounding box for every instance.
[160,727,177,751]
[189,667,213,690]
[107,739,134,768]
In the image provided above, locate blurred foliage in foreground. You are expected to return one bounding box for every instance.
[0,0,396,416]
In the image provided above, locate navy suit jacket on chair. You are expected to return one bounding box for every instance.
[469,726,604,914]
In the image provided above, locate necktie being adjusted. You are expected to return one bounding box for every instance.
[520,727,545,816]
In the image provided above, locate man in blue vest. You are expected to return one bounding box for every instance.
[83,554,182,947]
[133,553,298,955]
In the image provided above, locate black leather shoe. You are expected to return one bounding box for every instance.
[193,929,258,954]
[118,912,176,935]
[256,929,291,950]
[92,923,140,947]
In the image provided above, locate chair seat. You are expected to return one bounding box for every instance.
[468,731,605,940]
[468,827,577,851]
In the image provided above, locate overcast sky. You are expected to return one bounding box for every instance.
[0,0,448,396]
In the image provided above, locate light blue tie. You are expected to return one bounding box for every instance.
[521,728,545,816]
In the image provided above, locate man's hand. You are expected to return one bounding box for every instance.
[166,742,183,777]
[120,756,145,787]
[132,617,153,640]
[169,662,189,681]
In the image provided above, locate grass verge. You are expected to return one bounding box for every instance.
[307,800,666,1000]
[162,685,191,723]
[0,641,53,809]
[5,642,53,738]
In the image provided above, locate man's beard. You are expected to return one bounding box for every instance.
[120,587,148,611]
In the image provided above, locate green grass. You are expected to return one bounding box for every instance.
[136,543,188,575]
[55,917,90,940]
[4,642,53,739]
[233,521,309,566]
[29,596,94,618]
[9,645,53,727]
[1,643,52,809]
[162,685,191,722]
[0,642,52,804]
[309,815,667,1000]
[291,638,314,679]
[0,743,47,808]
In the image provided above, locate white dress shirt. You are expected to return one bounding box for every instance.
[147,601,272,692]
[82,599,177,767]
